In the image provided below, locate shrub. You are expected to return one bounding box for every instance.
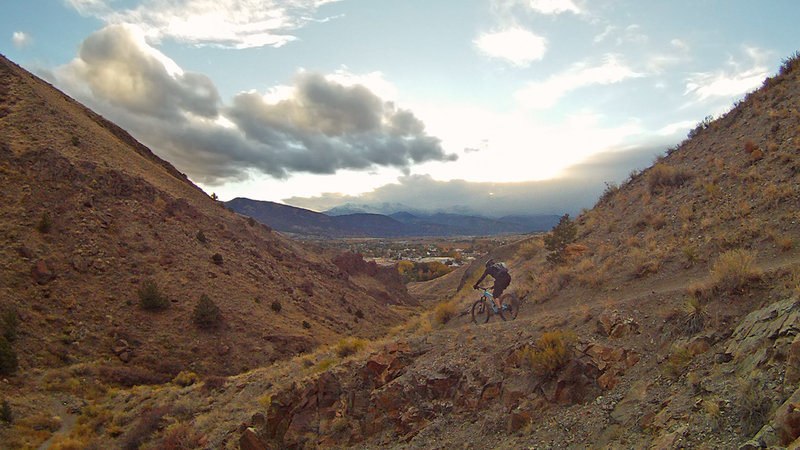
[270,300,282,313]
[192,294,222,329]
[0,400,12,423]
[71,135,80,146]
[433,301,457,325]
[158,423,207,449]
[196,230,207,244]
[201,375,228,392]
[335,337,367,358]
[647,164,691,193]
[544,214,577,265]
[710,249,762,293]
[517,331,575,379]
[664,343,693,378]
[211,253,224,265]
[0,336,17,376]
[36,212,53,233]
[173,371,199,387]
[1,308,18,343]
[122,406,172,450]
[737,372,773,436]
[681,296,707,335]
[354,309,364,319]
[98,365,170,387]
[137,279,169,311]
[302,320,311,329]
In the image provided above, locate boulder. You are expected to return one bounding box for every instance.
[240,428,267,450]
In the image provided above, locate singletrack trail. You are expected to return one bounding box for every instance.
[447,248,800,331]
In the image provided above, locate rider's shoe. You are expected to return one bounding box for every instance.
[501,305,510,311]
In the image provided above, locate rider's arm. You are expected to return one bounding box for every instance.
[473,269,488,289]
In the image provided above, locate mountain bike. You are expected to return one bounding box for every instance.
[471,285,520,324]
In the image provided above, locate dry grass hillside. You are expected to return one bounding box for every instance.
[1,51,799,449]
[0,54,419,447]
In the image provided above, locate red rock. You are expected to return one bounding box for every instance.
[31,259,54,284]
[508,410,532,433]
[239,428,267,450]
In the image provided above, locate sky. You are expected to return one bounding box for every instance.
[2,1,799,217]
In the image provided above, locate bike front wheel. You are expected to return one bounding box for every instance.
[471,298,490,324]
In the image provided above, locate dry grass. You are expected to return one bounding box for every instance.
[516,331,576,379]
[648,163,691,193]
[681,296,707,335]
[710,249,762,293]
[334,337,368,358]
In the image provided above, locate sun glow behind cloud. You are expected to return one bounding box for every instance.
[474,27,547,66]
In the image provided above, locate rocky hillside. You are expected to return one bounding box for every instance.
[0,51,420,445]
[1,52,799,449]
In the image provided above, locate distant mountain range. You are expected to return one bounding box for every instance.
[226,198,559,238]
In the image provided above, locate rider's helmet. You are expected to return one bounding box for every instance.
[485,258,495,268]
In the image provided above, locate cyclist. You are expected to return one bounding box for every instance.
[473,259,511,311]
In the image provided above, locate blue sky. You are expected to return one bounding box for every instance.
[2,0,799,216]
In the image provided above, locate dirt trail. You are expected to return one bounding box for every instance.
[36,398,77,450]
[448,248,800,330]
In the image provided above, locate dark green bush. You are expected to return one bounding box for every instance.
[0,400,12,423]
[211,253,223,265]
[137,279,169,311]
[0,336,18,376]
[270,300,282,313]
[36,212,52,233]
[302,320,311,329]
[193,294,222,329]
[196,230,207,244]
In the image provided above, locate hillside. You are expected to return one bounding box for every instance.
[227,197,558,238]
[0,53,423,447]
[1,52,799,449]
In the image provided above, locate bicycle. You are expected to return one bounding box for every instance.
[471,285,520,324]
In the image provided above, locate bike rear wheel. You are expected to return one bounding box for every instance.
[471,298,490,324]
[496,294,519,321]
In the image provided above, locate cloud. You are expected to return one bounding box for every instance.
[527,0,581,15]
[65,0,341,48]
[59,24,220,120]
[515,54,641,109]
[52,24,452,184]
[474,27,547,66]
[685,48,770,101]
[12,32,32,48]
[284,145,664,217]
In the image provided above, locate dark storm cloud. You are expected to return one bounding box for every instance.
[285,145,665,217]
[53,25,455,184]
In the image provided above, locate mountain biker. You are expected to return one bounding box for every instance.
[473,259,511,310]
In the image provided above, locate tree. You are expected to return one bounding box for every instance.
[544,214,577,265]
[193,294,222,329]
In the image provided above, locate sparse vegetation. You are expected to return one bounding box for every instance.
[334,337,367,358]
[647,163,691,193]
[211,253,224,265]
[710,249,762,293]
[192,294,222,329]
[681,296,707,335]
[302,320,311,329]
[736,372,773,436]
[433,301,457,325]
[137,279,170,311]
[0,400,12,423]
[173,370,199,387]
[36,212,53,233]
[517,331,575,378]
[544,214,577,265]
[664,342,693,379]
[270,300,282,313]
[196,230,207,244]
[0,336,18,375]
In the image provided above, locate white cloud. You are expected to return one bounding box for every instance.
[12,31,32,48]
[515,55,641,109]
[65,0,342,48]
[528,0,581,15]
[474,27,547,67]
[685,47,770,101]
